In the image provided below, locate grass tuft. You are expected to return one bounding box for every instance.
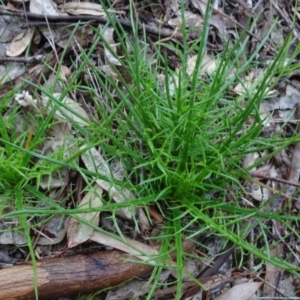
[1,2,300,298]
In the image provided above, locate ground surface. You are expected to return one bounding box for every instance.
[1,0,300,299]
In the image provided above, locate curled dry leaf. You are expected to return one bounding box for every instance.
[6,28,35,57]
[249,182,271,202]
[103,27,122,66]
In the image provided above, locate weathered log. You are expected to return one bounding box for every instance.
[0,250,153,300]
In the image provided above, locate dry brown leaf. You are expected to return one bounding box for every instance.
[58,2,125,16]
[215,282,262,300]
[163,0,179,21]
[233,71,256,95]
[36,216,68,245]
[187,54,217,76]
[39,25,91,49]
[21,93,89,126]
[106,280,150,300]
[0,231,26,245]
[80,146,135,220]
[249,182,272,202]
[191,0,208,15]
[40,165,69,189]
[0,13,25,43]
[46,93,90,126]
[16,91,90,126]
[4,104,79,190]
[103,27,122,66]
[233,69,272,97]
[263,244,283,297]
[98,65,119,81]
[30,0,66,16]
[6,28,35,57]
[43,65,71,93]
[67,184,103,248]
[171,258,200,280]
[260,80,300,125]
[243,152,273,202]
[158,73,179,96]
[168,11,203,27]
[111,160,151,230]
[90,231,159,263]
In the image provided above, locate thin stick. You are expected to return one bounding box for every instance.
[249,173,300,188]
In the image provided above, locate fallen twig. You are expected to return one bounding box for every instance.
[0,6,186,40]
[0,250,152,300]
[249,173,300,188]
[0,240,195,299]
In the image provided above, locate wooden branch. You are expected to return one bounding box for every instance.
[0,250,153,300]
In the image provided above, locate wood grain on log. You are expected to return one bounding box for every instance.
[0,250,153,300]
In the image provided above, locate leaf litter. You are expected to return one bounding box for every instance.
[0,0,300,299]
